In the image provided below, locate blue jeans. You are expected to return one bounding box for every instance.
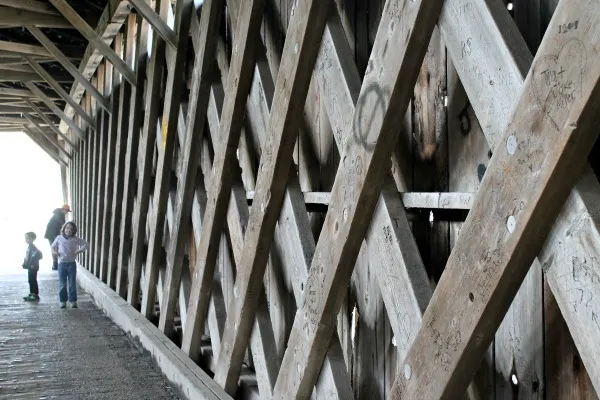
[58,262,77,303]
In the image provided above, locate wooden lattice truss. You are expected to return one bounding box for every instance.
[57,0,600,398]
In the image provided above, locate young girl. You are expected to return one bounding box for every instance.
[51,222,88,309]
[22,232,42,301]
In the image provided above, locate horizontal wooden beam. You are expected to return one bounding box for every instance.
[0,40,51,57]
[26,99,76,148]
[0,6,71,28]
[25,114,72,159]
[49,0,136,85]
[0,0,60,15]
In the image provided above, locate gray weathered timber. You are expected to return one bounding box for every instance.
[25,82,86,139]
[159,0,223,337]
[26,25,110,112]
[390,1,600,397]
[128,0,177,48]
[49,0,136,85]
[25,100,77,148]
[139,0,193,321]
[193,0,330,394]
[23,114,71,159]
[271,0,443,397]
[126,0,170,308]
[107,15,135,290]
[439,0,599,392]
[180,0,270,380]
[115,13,149,298]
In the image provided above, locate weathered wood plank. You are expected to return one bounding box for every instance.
[27,25,110,112]
[157,0,224,337]
[22,107,76,149]
[391,2,600,397]
[49,0,136,85]
[107,14,135,290]
[185,0,330,393]
[128,0,176,48]
[139,0,194,319]
[0,0,59,15]
[125,0,171,307]
[23,118,71,159]
[271,0,443,396]
[115,13,149,298]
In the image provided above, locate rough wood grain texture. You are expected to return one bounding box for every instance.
[115,13,148,299]
[158,0,223,337]
[128,0,176,48]
[272,0,443,397]
[196,0,331,394]
[23,107,75,149]
[391,1,600,397]
[139,0,193,320]
[107,14,135,290]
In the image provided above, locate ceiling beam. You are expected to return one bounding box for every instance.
[49,0,136,85]
[0,6,72,28]
[25,99,75,148]
[0,0,60,16]
[0,40,51,57]
[27,25,110,112]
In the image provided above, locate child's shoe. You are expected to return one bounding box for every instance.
[70,302,78,309]
[60,302,67,309]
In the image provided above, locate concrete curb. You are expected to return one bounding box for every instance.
[76,265,232,400]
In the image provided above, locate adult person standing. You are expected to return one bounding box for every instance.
[44,204,70,270]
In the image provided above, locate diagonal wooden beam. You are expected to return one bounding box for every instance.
[106,14,136,291]
[390,1,600,397]
[24,114,71,159]
[187,0,329,393]
[49,0,136,85]
[126,0,173,307]
[25,56,95,126]
[25,99,76,149]
[26,25,109,112]
[115,12,149,299]
[439,0,600,391]
[127,0,177,48]
[139,0,193,320]
[24,81,86,139]
[271,0,443,397]
[23,111,74,152]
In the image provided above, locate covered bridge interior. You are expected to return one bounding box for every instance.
[5,0,600,398]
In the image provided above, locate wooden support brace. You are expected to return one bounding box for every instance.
[24,55,95,127]
[23,115,71,159]
[23,104,76,149]
[24,82,86,139]
[127,0,177,49]
[190,0,330,394]
[139,0,193,319]
[270,0,443,397]
[390,1,600,397]
[23,126,64,165]
[26,25,110,112]
[0,0,60,15]
[115,13,149,298]
[49,0,136,85]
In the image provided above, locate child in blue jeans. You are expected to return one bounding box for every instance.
[22,232,42,301]
[51,222,88,308]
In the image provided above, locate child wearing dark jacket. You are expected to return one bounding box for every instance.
[23,232,43,301]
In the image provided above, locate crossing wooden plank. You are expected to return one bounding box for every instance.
[128,0,176,48]
[98,34,123,283]
[390,1,600,397]
[270,0,443,397]
[126,0,171,307]
[107,14,135,290]
[439,0,600,392]
[115,13,149,298]
[49,0,136,85]
[27,25,110,112]
[157,0,224,334]
[139,0,194,319]
[199,0,331,394]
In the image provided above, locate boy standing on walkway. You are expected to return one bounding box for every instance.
[51,222,88,309]
[23,232,42,301]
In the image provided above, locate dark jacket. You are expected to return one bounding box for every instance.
[44,208,65,242]
[23,244,43,271]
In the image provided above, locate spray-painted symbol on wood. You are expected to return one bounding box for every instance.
[532,38,585,131]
